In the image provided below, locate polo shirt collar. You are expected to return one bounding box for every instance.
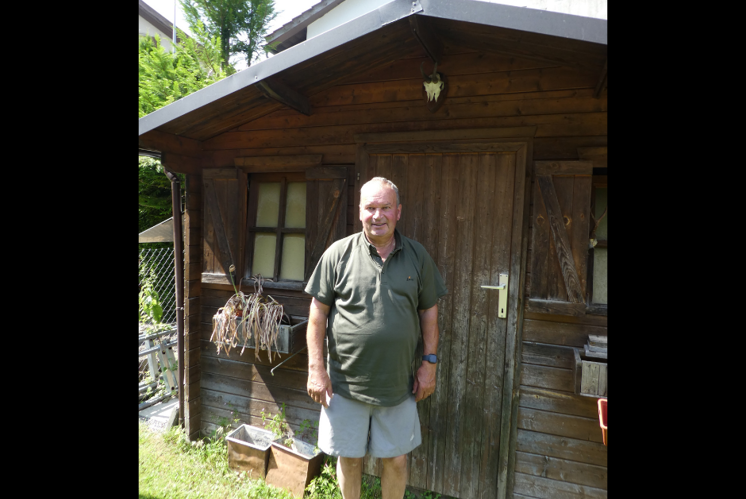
[362,229,402,256]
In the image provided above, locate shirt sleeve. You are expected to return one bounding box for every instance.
[417,250,448,311]
[304,247,337,307]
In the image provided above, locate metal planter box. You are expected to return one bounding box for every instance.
[225,424,275,479]
[265,439,324,498]
[233,316,308,355]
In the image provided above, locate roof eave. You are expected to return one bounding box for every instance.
[139,0,607,138]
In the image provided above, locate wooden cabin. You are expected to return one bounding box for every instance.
[138,1,607,498]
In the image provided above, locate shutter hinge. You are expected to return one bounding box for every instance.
[357,172,360,181]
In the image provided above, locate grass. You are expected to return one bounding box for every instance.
[139,421,295,499]
[139,421,442,499]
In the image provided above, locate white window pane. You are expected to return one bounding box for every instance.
[280,234,305,281]
[256,183,280,227]
[592,248,607,304]
[285,182,306,229]
[252,233,276,278]
[595,187,607,241]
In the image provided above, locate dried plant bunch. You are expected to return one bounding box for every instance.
[209,270,286,362]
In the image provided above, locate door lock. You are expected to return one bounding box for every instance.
[481,273,509,318]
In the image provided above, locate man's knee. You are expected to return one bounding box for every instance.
[381,454,407,473]
[339,457,363,469]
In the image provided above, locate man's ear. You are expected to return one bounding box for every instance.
[397,204,402,220]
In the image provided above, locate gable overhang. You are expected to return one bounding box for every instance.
[139,0,607,146]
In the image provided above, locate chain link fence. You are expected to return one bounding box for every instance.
[139,246,177,325]
[139,245,179,407]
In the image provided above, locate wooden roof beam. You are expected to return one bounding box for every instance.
[257,79,311,116]
[410,15,442,64]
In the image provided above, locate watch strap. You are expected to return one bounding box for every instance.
[422,354,437,363]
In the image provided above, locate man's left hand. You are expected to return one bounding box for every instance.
[412,362,437,402]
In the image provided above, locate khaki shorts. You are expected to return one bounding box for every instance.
[317,393,422,459]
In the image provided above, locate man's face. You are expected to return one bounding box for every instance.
[359,182,401,243]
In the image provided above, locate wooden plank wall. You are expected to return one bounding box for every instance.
[514,173,608,498]
[193,42,607,498]
[199,286,318,436]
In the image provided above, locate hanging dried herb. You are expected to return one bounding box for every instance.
[210,269,286,362]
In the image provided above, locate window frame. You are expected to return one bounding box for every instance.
[245,172,307,284]
[586,171,607,315]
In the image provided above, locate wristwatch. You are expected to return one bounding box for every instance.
[422,354,438,364]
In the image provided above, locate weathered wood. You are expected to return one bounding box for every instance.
[499,141,530,499]
[522,318,606,347]
[478,152,515,499]
[593,59,608,99]
[518,386,598,419]
[257,79,312,116]
[584,344,607,360]
[527,298,586,317]
[240,89,605,133]
[442,153,477,497]
[161,151,202,175]
[356,126,536,144]
[409,15,443,64]
[534,161,593,176]
[518,407,603,444]
[522,342,574,369]
[515,452,606,489]
[305,166,348,179]
[521,364,574,393]
[427,153,456,494]
[513,472,607,499]
[536,175,584,303]
[516,429,607,467]
[313,67,598,108]
[234,154,322,171]
[139,129,203,157]
[204,111,603,150]
[458,153,493,499]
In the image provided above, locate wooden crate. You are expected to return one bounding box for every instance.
[573,348,607,397]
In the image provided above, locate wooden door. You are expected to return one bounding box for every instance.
[355,136,530,499]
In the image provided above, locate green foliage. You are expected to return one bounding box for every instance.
[139,156,183,234]
[180,0,277,68]
[261,403,294,447]
[139,21,230,118]
[306,456,342,499]
[138,277,163,324]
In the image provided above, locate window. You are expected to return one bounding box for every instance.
[588,173,607,311]
[247,173,307,282]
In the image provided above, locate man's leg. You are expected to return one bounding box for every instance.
[337,457,363,499]
[380,454,408,499]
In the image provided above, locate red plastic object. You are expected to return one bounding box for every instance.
[597,398,607,446]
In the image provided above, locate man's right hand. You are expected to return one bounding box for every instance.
[307,367,333,408]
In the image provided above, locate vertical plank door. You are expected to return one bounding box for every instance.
[356,137,529,499]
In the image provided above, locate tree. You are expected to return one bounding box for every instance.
[139,21,230,236]
[180,0,277,69]
[139,22,229,118]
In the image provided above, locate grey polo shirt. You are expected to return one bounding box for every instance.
[305,229,448,406]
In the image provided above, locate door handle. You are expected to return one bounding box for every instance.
[481,273,509,318]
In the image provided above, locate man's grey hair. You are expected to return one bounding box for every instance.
[360,177,400,206]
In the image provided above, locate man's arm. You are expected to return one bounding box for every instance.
[307,297,333,408]
[412,303,439,402]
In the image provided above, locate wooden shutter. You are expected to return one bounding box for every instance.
[202,168,247,280]
[528,161,592,316]
[304,166,349,281]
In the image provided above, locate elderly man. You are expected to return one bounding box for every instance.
[305,177,447,499]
